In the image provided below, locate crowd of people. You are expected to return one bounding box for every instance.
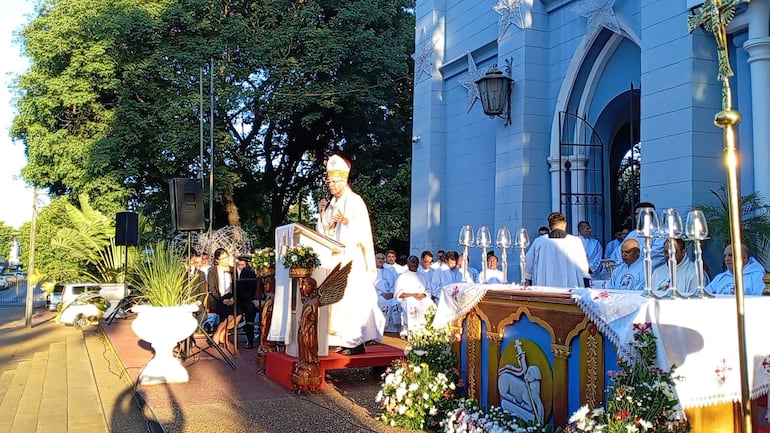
[372,202,768,336]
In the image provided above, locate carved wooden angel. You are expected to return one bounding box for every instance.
[292,261,352,389]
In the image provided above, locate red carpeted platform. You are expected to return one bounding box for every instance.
[265,343,405,390]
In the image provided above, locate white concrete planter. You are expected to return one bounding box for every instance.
[131,304,198,385]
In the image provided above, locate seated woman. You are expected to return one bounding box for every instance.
[207,248,242,346]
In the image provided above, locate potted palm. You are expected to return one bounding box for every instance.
[128,242,200,384]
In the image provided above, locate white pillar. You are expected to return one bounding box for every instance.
[744,0,770,201]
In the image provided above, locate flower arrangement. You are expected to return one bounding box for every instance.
[281,244,321,269]
[252,247,276,275]
[564,322,690,433]
[376,308,462,430]
[442,398,558,433]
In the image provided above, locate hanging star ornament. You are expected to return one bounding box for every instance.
[570,0,622,37]
[457,52,489,112]
[493,0,526,42]
[412,27,435,84]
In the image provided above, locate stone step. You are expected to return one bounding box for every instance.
[10,351,49,433]
[0,370,13,409]
[37,341,68,432]
[0,360,32,433]
[66,334,109,433]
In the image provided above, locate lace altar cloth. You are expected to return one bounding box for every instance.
[572,288,770,409]
[434,283,770,409]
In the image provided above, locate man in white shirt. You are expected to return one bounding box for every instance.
[479,253,505,284]
[604,229,628,261]
[384,249,406,274]
[651,238,708,294]
[609,238,646,291]
[374,252,400,333]
[417,250,437,301]
[525,212,590,288]
[577,221,603,278]
[395,255,434,335]
[706,244,767,296]
[432,250,463,295]
[609,202,666,268]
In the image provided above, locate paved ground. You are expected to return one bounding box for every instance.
[0,300,418,433]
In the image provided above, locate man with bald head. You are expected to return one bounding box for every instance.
[705,244,766,296]
[609,238,646,291]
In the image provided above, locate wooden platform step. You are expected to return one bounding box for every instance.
[265,343,404,391]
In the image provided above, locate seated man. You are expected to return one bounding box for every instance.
[651,238,708,294]
[395,255,434,334]
[525,211,590,288]
[609,202,666,268]
[609,238,645,291]
[479,253,505,284]
[374,252,401,333]
[706,244,767,296]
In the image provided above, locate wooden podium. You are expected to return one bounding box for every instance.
[269,223,343,358]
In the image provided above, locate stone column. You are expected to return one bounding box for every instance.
[744,0,770,201]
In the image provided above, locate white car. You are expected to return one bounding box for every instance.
[0,275,8,290]
[54,283,108,328]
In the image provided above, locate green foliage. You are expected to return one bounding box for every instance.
[352,159,411,253]
[19,198,85,283]
[13,0,415,250]
[50,195,139,282]
[0,222,18,259]
[129,242,197,306]
[281,244,321,269]
[698,186,770,265]
[565,323,689,433]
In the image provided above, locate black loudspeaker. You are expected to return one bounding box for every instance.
[170,178,205,232]
[115,211,139,246]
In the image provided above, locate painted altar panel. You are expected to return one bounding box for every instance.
[453,290,614,427]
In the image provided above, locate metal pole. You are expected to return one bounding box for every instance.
[200,67,204,180]
[25,187,38,328]
[688,2,752,430]
[209,58,214,233]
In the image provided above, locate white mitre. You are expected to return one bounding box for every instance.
[327,154,350,180]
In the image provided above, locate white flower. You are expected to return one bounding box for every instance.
[638,418,653,430]
[569,405,590,423]
[626,425,639,433]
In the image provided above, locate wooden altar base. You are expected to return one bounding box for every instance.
[265,342,405,391]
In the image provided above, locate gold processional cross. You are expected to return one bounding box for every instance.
[688,1,752,432]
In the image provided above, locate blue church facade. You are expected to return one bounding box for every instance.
[409,0,770,280]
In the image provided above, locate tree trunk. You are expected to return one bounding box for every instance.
[224,192,241,227]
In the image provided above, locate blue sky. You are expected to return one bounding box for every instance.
[0,0,44,229]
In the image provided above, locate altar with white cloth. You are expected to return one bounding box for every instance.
[435,283,770,431]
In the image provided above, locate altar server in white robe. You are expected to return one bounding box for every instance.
[375,252,401,333]
[417,250,437,301]
[651,238,707,294]
[395,255,434,334]
[479,253,505,284]
[705,244,767,296]
[316,154,385,355]
[432,250,464,294]
[525,212,590,288]
[609,238,646,291]
[577,221,603,277]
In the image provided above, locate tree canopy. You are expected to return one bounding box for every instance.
[12,0,414,253]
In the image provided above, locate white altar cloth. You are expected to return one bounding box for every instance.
[434,283,770,409]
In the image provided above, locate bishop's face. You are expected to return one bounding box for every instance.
[327,177,347,198]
